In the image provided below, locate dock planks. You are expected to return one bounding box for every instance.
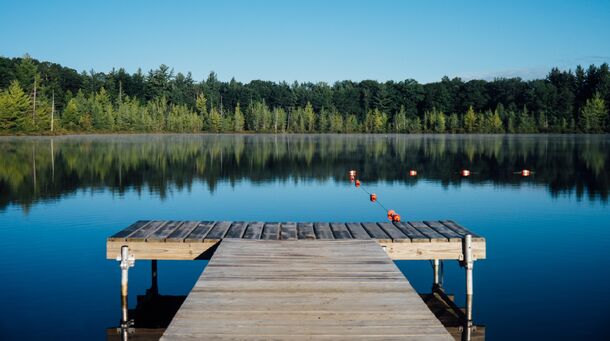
[160,239,455,340]
[107,220,486,261]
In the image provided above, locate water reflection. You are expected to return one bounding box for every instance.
[1,134,608,211]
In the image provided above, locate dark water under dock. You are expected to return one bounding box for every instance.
[0,134,609,340]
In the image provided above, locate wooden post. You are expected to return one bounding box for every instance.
[463,234,473,341]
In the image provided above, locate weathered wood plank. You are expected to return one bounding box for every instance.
[314,222,334,240]
[125,221,165,242]
[204,221,232,242]
[280,222,298,240]
[362,222,392,242]
[424,221,462,242]
[330,223,352,239]
[261,222,280,240]
[166,221,199,242]
[441,220,485,241]
[147,221,182,242]
[242,222,264,240]
[108,220,150,241]
[225,222,248,239]
[345,223,372,240]
[378,222,409,242]
[161,240,454,340]
[409,222,448,242]
[183,221,214,242]
[297,222,315,240]
[394,222,429,242]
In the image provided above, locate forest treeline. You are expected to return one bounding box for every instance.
[0,54,609,134]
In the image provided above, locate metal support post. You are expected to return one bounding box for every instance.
[117,245,135,337]
[432,259,440,290]
[462,234,474,341]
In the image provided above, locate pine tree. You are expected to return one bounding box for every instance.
[464,106,477,133]
[393,107,407,132]
[196,93,209,129]
[490,109,504,133]
[579,93,607,133]
[304,102,315,132]
[448,113,460,133]
[61,98,81,131]
[209,107,223,132]
[433,110,446,133]
[0,81,31,131]
[233,102,245,132]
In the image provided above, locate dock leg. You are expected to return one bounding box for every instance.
[462,235,474,341]
[432,259,440,290]
[150,259,159,296]
[117,246,135,339]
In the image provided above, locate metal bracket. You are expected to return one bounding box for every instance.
[116,247,135,269]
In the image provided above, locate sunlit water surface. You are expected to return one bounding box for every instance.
[0,134,608,340]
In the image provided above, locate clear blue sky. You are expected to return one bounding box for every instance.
[1,0,609,83]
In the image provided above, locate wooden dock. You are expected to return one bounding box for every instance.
[106,220,485,261]
[161,239,455,340]
[107,220,485,340]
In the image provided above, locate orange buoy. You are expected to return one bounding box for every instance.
[387,209,396,220]
[392,214,401,222]
[370,193,377,202]
[461,169,471,177]
[355,180,361,187]
[348,170,357,182]
[409,170,417,177]
[521,169,531,177]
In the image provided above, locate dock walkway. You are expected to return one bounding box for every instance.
[161,239,455,340]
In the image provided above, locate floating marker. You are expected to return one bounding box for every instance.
[461,169,471,177]
[392,214,401,222]
[521,169,531,177]
[348,170,357,182]
[370,193,377,202]
[409,170,417,177]
[355,180,361,187]
[387,209,396,220]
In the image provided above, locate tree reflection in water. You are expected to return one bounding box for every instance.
[0,134,608,211]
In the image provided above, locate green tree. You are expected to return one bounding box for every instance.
[448,113,460,133]
[233,102,245,132]
[489,109,504,133]
[329,113,344,132]
[208,107,223,132]
[579,93,607,133]
[464,106,477,133]
[392,106,407,132]
[0,81,32,131]
[304,102,315,132]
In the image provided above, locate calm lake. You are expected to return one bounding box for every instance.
[0,134,608,340]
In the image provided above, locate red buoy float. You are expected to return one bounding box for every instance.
[355,180,361,187]
[409,170,417,177]
[370,193,377,202]
[387,209,396,220]
[349,170,357,181]
[461,169,471,177]
[392,214,401,222]
[521,169,531,177]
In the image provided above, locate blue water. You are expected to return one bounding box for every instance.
[0,134,608,340]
